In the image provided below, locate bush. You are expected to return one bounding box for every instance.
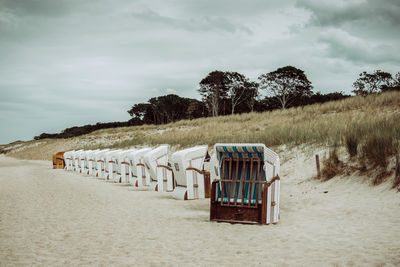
[322,149,344,180]
[361,133,394,168]
[345,133,359,158]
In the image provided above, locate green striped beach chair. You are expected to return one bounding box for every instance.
[210,143,280,225]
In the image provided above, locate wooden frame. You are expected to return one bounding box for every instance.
[210,176,280,225]
[186,167,211,198]
[156,165,175,192]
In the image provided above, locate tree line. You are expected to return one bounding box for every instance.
[34,67,399,140]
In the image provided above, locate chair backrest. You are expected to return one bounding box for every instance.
[94,149,110,162]
[214,143,280,208]
[171,145,208,187]
[127,148,152,176]
[143,145,169,182]
[104,150,121,169]
[115,149,136,170]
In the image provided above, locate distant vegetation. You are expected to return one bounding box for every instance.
[34,67,399,140]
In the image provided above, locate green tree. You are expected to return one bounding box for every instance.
[258,66,313,109]
[352,70,392,95]
[198,71,229,116]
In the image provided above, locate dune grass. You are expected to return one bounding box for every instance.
[85,91,399,155]
[6,91,400,187]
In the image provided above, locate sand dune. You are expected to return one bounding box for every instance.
[1,154,399,266]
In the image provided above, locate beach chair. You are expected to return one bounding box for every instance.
[86,149,102,175]
[79,150,94,174]
[94,149,110,178]
[72,150,83,172]
[52,152,65,169]
[128,148,152,187]
[64,150,74,171]
[114,149,136,183]
[171,146,210,200]
[104,150,122,180]
[143,145,171,191]
[210,143,280,225]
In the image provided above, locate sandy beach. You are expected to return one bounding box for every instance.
[1,154,399,266]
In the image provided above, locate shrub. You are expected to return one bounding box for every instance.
[345,133,359,158]
[361,133,394,168]
[322,149,344,180]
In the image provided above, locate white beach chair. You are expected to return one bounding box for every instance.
[128,148,152,187]
[72,150,83,172]
[86,149,103,175]
[79,150,94,174]
[114,149,136,183]
[143,145,171,191]
[64,150,74,171]
[94,149,110,178]
[171,145,209,200]
[104,150,122,180]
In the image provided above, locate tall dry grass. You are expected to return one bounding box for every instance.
[6,91,400,186]
[84,91,399,153]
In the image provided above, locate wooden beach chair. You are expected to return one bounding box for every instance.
[171,145,210,200]
[128,148,152,187]
[210,143,280,225]
[52,152,65,169]
[143,145,172,192]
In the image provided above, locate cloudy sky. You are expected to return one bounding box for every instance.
[1,0,399,144]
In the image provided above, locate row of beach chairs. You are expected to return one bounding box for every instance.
[60,143,281,225]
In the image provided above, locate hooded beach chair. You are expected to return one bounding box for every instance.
[114,149,136,183]
[143,145,171,191]
[64,151,74,171]
[72,150,83,172]
[86,149,102,175]
[94,149,110,177]
[171,145,210,200]
[79,150,94,174]
[128,148,152,187]
[104,150,122,180]
[210,143,280,225]
[52,152,65,169]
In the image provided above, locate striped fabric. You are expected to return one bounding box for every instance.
[215,144,264,161]
[215,144,267,204]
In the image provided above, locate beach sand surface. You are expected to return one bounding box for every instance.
[1,155,400,266]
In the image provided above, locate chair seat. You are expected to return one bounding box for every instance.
[217,197,260,204]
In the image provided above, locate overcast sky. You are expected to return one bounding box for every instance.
[1,0,399,144]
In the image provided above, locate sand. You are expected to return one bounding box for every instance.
[1,154,400,266]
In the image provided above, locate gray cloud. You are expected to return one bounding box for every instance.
[318,29,400,65]
[297,0,400,27]
[131,9,253,34]
[0,0,399,143]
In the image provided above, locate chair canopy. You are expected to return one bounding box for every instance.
[215,143,279,182]
[127,148,152,176]
[171,145,208,187]
[143,145,169,181]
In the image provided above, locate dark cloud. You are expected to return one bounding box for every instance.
[0,0,399,143]
[318,29,400,64]
[297,0,400,27]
